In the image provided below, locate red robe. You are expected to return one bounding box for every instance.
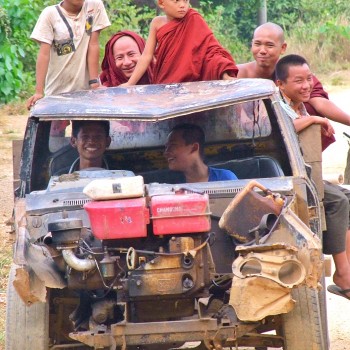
[100,31,152,87]
[304,75,329,115]
[305,75,335,151]
[153,9,238,84]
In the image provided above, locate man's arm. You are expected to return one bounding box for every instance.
[26,42,51,109]
[308,97,350,126]
[293,115,335,135]
[122,18,159,86]
[221,72,237,80]
[87,30,101,89]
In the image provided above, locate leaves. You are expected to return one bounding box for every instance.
[0,0,45,103]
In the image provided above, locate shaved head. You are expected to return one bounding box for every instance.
[237,22,287,79]
[253,22,285,44]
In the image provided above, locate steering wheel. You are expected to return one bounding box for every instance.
[68,157,108,173]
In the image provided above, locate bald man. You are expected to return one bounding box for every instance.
[238,22,350,126]
[238,22,286,80]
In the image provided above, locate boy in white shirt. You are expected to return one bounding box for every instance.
[26,0,110,109]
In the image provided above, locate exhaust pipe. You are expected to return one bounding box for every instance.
[62,249,96,272]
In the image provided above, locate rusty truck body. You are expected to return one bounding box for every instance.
[6,79,328,350]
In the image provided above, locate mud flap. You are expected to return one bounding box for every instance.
[230,276,295,321]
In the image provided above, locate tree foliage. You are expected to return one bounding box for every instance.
[0,0,56,104]
[1,0,350,104]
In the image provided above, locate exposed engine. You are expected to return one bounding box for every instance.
[25,171,219,329]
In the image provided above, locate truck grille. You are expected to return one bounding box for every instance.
[204,187,243,195]
[63,199,91,207]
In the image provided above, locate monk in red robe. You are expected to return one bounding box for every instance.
[100,31,153,87]
[122,0,238,86]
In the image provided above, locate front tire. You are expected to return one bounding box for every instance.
[282,285,328,350]
[5,264,49,350]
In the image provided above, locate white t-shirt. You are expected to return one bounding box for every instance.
[31,0,110,96]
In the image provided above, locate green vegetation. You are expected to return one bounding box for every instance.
[1,0,350,104]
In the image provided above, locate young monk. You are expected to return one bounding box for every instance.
[164,123,238,183]
[100,31,153,87]
[275,54,350,301]
[122,0,238,86]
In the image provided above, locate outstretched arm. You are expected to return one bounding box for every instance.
[26,42,51,109]
[308,97,350,126]
[122,18,159,86]
[294,115,335,136]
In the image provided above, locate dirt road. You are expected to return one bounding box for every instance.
[322,88,350,350]
[1,88,350,349]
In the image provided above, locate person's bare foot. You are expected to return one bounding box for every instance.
[333,271,350,298]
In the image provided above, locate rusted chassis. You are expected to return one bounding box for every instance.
[69,313,284,350]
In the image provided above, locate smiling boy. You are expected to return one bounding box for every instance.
[276,54,350,301]
[164,123,237,183]
[70,120,111,171]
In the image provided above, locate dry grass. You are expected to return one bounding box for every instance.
[286,18,350,76]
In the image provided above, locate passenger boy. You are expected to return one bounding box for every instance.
[122,0,238,85]
[164,123,237,183]
[275,54,350,300]
[70,120,111,172]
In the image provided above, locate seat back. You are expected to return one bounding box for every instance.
[211,156,284,179]
[140,156,283,184]
[140,169,185,184]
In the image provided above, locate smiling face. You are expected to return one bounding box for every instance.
[164,129,196,172]
[113,36,142,78]
[277,64,314,104]
[71,123,111,169]
[251,25,287,69]
[158,0,190,20]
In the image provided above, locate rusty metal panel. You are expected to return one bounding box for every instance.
[31,79,276,121]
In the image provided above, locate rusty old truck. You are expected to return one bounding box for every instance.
[6,79,328,349]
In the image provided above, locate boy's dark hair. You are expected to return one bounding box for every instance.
[72,120,110,138]
[171,123,205,159]
[275,54,309,82]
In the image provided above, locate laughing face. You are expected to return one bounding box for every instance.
[164,129,195,172]
[113,36,142,79]
[71,123,111,168]
[278,64,314,104]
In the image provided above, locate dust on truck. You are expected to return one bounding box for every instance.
[6,79,327,350]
